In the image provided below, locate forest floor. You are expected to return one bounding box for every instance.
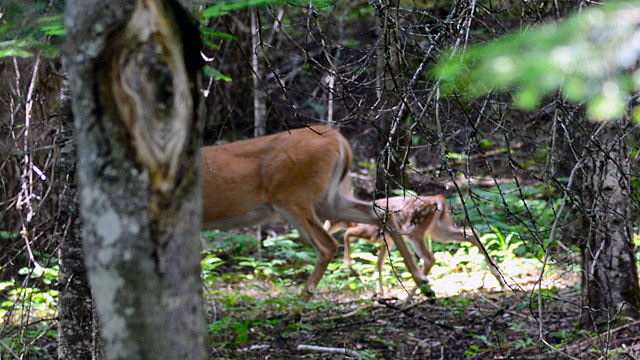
[5,238,640,359]
[206,260,640,360]
[5,227,640,360]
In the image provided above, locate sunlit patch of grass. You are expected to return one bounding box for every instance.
[0,264,58,359]
[0,265,58,326]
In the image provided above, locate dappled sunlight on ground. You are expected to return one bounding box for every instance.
[204,256,581,306]
[432,260,578,297]
[379,258,580,301]
[430,271,502,297]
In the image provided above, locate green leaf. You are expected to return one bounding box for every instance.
[0,230,20,239]
[513,87,541,110]
[40,24,65,37]
[562,77,587,102]
[200,28,236,41]
[633,107,640,124]
[201,0,280,19]
[588,89,626,121]
[0,47,33,58]
[204,65,232,82]
[0,282,14,292]
[37,14,65,37]
[203,39,221,50]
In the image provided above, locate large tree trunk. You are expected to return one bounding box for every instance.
[64,0,208,359]
[580,118,640,328]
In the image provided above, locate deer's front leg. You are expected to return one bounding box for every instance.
[384,217,428,288]
[277,206,339,298]
[342,231,359,277]
[376,238,390,295]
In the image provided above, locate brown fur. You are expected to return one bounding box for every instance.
[201,127,428,297]
[325,195,504,293]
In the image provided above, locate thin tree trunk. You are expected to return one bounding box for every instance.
[580,118,640,328]
[326,73,334,124]
[251,8,266,252]
[64,0,207,359]
[251,8,266,137]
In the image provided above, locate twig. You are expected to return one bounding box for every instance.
[19,320,56,359]
[324,303,383,322]
[559,319,640,354]
[296,344,360,357]
[238,344,270,352]
[16,53,44,272]
[540,338,583,360]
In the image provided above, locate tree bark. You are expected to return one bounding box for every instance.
[64,0,207,359]
[580,118,640,328]
[57,64,101,360]
[251,8,266,137]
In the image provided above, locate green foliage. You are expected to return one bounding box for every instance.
[0,40,36,58]
[209,315,253,344]
[482,230,522,261]
[200,0,333,19]
[514,336,534,350]
[453,183,568,258]
[0,1,64,58]
[199,28,237,41]
[201,253,225,284]
[0,323,56,359]
[465,344,482,356]
[201,230,257,283]
[446,151,468,163]
[201,0,282,18]
[203,230,259,254]
[18,264,59,285]
[205,291,288,345]
[202,230,318,288]
[0,230,19,239]
[207,290,325,345]
[0,265,59,325]
[262,230,314,263]
[435,1,640,122]
[634,231,640,261]
[434,242,476,269]
[37,14,65,37]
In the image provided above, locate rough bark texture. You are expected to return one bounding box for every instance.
[57,71,100,359]
[580,118,640,327]
[64,0,207,359]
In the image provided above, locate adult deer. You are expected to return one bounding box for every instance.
[325,195,504,293]
[201,126,427,297]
